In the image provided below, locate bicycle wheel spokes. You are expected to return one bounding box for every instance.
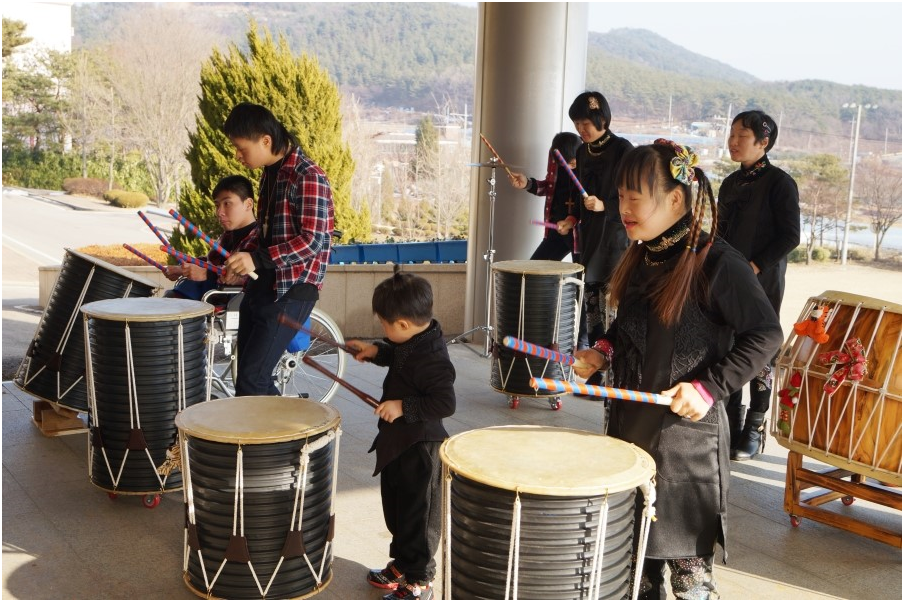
[277,308,346,404]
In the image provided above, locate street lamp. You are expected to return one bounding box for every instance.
[839,103,877,265]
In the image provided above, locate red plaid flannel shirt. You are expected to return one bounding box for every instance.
[249,147,334,298]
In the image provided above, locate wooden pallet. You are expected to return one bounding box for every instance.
[32,400,87,436]
[784,450,902,547]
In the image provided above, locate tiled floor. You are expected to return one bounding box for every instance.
[2,342,901,600]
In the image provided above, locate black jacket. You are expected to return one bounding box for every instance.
[368,319,456,475]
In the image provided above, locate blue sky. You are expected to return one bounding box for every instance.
[588,2,902,90]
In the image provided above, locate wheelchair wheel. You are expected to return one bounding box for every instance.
[275,308,346,404]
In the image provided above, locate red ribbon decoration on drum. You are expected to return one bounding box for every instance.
[818,337,868,394]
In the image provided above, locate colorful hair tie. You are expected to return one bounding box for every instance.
[654,138,698,185]
[762,121,772,137]
[588,96,600,110]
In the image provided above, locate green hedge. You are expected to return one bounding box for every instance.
[103,189,149,208]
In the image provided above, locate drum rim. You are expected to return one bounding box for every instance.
[817,290,902,314]
[491,259,584,275]
[81,297,214,320]
[441,426,655,496]
[176,396,341,444]
[64,247,161,289]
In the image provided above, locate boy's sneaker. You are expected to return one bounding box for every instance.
[366,562,404,590]
[383,581,433,600]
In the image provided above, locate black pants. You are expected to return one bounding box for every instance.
[235,292,315,396]
[529,233,573,261]
[726,359,775,415]
[380,441,442,583]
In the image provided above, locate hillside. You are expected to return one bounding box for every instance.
[71,2,901,154]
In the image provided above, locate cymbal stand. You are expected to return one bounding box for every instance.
[448,157,500,357]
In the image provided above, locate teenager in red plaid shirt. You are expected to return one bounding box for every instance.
[222,102,335,396]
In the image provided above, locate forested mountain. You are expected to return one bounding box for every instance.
[72,2,901,153]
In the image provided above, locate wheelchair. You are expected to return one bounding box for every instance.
[202,288,347,403]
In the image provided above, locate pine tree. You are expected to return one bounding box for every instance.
[173,20,368,257]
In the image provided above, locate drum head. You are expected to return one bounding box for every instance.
[64,247,160,289]
[81,297,213,321]
[819,290,902,313]
[441,426,655,496]
[491,259,583,276]
[176,396,341,444]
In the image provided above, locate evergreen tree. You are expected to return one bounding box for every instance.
[174,20,368,257]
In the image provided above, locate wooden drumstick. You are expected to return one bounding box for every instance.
[277,313,364,357]
[301,355,380,409]
[478,133,515,178]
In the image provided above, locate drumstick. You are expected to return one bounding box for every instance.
[137,211,171,246]
[122,243,167,273]
[503,335,575,366]
[530,219,559,230]
[478,133,515,178]
[277,313,366,359]
[168,209,258,280]
[159,245,225,276]
[301,355,380,409]
[553,149,589,198]
[530,377,671,406]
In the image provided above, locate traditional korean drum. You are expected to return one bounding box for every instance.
[772,290,902,485]
[82,297,214,500]
[176,396,341,599]
[490,260,583,409]
[441,426,656,600]
[15,248,159,412]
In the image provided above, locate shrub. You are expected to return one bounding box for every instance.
[104,189,149,208]
[63,177,112,198]
[787,247,808,263]
[846,248,868,261]
[811,247,831,262]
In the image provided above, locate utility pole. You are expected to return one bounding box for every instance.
[840,102,876,265]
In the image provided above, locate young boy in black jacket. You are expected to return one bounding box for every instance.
[348,266,456,601]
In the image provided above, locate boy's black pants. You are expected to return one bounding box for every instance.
[380,441,442,584]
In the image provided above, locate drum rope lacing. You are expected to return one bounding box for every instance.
[188,429,340,598]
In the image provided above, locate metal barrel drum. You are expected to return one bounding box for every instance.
[441,426,656,600]
[82,297,214,496]
[490,260,584,398]
[15,248,159,412]
[176,396,341,599]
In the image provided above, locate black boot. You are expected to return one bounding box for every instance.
[731,411,767,461]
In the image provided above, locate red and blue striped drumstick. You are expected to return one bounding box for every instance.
[137,211,170,246]
[503,335,575,366]
[168,209,257,280]
[530,219,559,230]
[553,149,588,198]
[530,377,671,405]
[122,243,166,273]
[159,245,224,276]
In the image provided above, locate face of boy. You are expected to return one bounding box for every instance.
[214,191,255,231]
[229,134,274,170]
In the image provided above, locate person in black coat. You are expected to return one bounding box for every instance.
[575,141,783,600]
[348,266,456,602]
[718,110,800,460]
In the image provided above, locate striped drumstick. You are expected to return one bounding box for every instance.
[277,313,365,358]
[137,211,170,246]
[530,219,559,230]
[159,245,224,276]
[168,209,257,280]
[502,336,575,366]
[478,133,515,177]
[553,149,588,198]
[301,355,380,409]
[530,377,672,406]
[122,243,167,273]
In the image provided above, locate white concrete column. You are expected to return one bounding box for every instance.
[462,1,588,346]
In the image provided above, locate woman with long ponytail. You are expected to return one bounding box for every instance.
[575,140,783,599]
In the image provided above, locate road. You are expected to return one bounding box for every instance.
[1,187,171,378]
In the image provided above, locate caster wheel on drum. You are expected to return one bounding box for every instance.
[142,494,161,509]
[509,397,520,409]
[842,495,855,506]
[107,492,118,501]
[790,515,802,528]
[548,397,562,411]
